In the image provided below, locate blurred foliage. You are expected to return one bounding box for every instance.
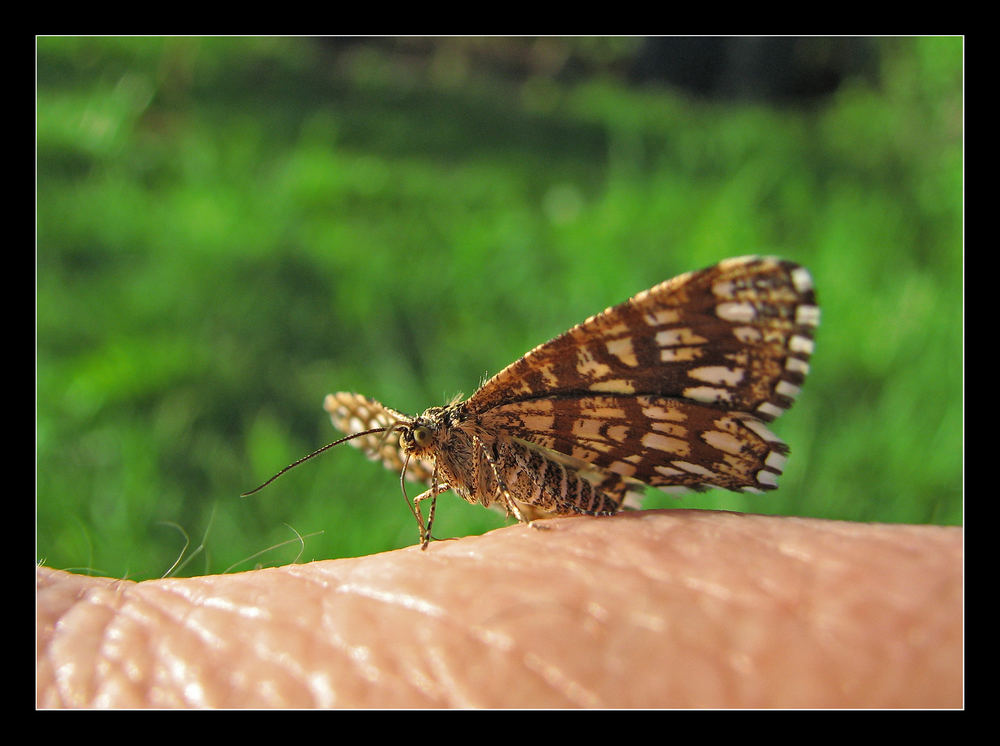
[37,37,963,579]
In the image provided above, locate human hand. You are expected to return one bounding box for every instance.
[36,509,962,708]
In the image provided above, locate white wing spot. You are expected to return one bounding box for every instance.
[740,417,782,445]
[733,326,763,343]
[702,429,746,455]
[796,304,821,327]
[605,337,639,367]
[789,335,815,356]
[756,470,779,488]
[756,401,785,419]
[644,308,681,326]
[716,301,758,323]
[656,328,707,347]
[576,347,613,379]
[689,365,745,387]
[641,403,686,421]
[654,465,687,478]
[791,266,814,293]
[641,432,690,455]
[765,451,788,472]
[683,386,732,404]
[606,425,630,442]
[588,379,637,393]
[609,460,637,477]
[521,415,555,431]
[672,460,717,479]
[775,381,801,399]
[785,357,810,375]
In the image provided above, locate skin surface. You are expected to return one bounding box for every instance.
[36,510,962,708]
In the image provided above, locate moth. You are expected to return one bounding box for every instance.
[244,256,819,549]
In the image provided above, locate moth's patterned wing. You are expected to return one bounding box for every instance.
[467,256,818,422]
[482,395,789,493]
[468,256,818,493]
[323,392,434,483]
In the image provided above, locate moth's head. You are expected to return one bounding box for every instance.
[398,406,448,456]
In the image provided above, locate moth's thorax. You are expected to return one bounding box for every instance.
[398,400,484,459]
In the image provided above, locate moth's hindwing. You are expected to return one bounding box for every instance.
[480,395,789,494]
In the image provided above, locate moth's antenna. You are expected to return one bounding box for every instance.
[241,427,388,496]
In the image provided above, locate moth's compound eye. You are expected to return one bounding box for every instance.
[412,425,432,447]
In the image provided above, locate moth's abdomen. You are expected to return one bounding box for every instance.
[499,439,622,517]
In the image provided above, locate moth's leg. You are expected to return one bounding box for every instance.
[423,464,442,550]
[400,450,452,548]
[473,435,538,528]
[410,481,451,548]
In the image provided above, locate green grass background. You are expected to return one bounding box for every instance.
[37,37,963,580]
